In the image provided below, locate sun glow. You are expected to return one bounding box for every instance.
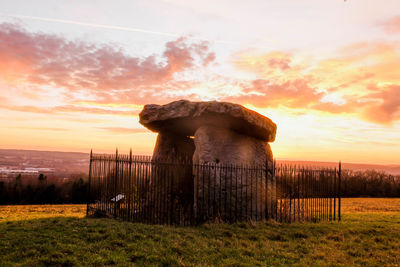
[0,0,399,164]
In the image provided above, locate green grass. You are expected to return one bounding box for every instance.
[1,200,400,266]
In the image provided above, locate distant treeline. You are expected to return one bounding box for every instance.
[341,169,400,197]
[0,169,399,204]
[0,174,88,205]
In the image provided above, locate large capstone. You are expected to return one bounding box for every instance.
[139,100,276,142]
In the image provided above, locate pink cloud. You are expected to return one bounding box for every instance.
[381,16,400,33]
[232,51,293,77]
[311,101,357,114]
[1,23,399,125]
[267,57,291,71]
[0,23,215,105]
[224,78,323,109]
[362,85,400,124]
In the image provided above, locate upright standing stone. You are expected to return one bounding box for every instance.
[152,132,195,160]
[193,125,272,165]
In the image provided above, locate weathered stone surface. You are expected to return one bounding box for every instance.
[152,132,195,160]
[150,132,195,222]
[192,126,274,221]
[192,125,273,165]
[139,100,276,142]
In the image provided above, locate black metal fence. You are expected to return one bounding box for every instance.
[87,150,341,225]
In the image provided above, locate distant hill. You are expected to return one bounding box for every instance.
[1,149,399,176]
[277,160,400,175]
[0,149,89,176]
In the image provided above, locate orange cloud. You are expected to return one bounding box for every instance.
[230,41,400,125]
[232,51,295,78]
[97,127,148,134]
[361,85,400,124]
[381,16,400,33]
[224,78,323,109]
[11,127,69,132]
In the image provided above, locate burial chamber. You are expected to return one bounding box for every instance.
[139,100,277,221]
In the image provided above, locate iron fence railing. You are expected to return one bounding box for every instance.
[87,150,341,225]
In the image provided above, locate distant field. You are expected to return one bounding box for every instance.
[0,204,86,222]
[341,198,400,213]
[1,199,400,266]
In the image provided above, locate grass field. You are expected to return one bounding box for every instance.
[1,199,400,266]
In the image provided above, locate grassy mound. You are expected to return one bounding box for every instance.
[1,199,400,266]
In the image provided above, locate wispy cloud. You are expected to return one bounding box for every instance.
[2,13,239,46]
[0,104,139,116]
[379,16,400,34]
[224,78,323,109]
[10,127,69,132]
[97,127,148,134]
[3,13,180,37]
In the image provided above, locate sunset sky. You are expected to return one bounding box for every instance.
[0,0,399,164]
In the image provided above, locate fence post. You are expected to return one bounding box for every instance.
[114,148,119,218]
[273,159,277,221]
[128,148,132,221]
[338,161,341,221]
[265,160,268,220]
[332,168,335,221]
[87,149,93,216]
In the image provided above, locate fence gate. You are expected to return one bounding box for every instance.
[87,150,341,225]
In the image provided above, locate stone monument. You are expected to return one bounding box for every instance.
[139,100,277,221]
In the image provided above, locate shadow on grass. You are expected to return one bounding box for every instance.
[0,213,400,266]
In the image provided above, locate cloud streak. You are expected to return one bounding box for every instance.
[380,16,400,33]
[11,127,70,132]
[3,13,180,37]
[97,127,148,134]
[2,13,240,46]
[0,104,139,116]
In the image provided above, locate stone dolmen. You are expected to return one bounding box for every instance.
[139,100,277,221]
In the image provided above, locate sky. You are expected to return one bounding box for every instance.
[0,0,399,164]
